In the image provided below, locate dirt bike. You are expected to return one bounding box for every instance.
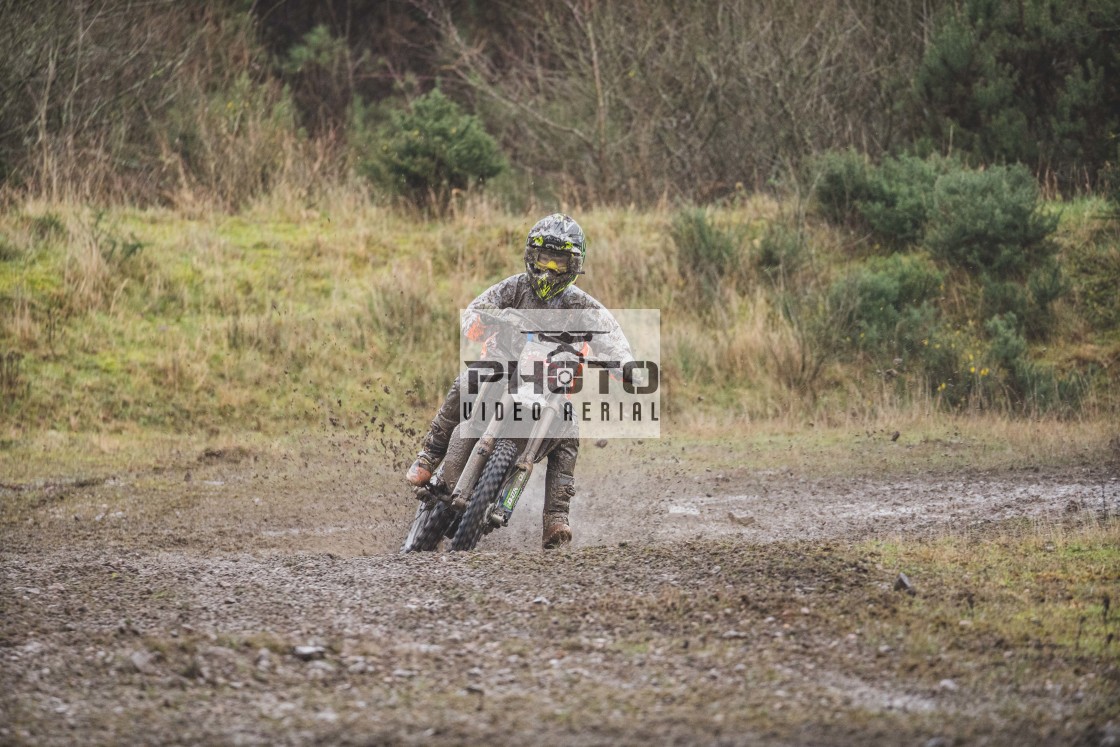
[400,311,588,553]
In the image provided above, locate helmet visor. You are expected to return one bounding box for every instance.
[530,247,582,274]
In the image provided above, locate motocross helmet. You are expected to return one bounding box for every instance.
[525,213,586,301]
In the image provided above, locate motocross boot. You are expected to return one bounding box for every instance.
[542,457,576,549]
[542,514,572,549]
[405,451,439,487]
[406,378,460,487]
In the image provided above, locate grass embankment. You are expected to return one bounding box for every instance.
[0,198,1117,548]
[1,196,1118,442]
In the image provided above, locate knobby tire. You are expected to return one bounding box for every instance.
[401,499,456,552]
[450,439,519,551]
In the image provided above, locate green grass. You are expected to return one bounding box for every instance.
[1,198,1118,440]
[866,519,1120,658]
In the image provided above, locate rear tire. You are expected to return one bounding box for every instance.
[450,439,519,551]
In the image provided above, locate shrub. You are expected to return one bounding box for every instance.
[356,88,505,210]
[813,152,955,248]
[1023,261,1065,338]
[753,223,805,287]
[979,277,1030,330]
[671,209,744,305]
[984,313,1087,415]
[925,163,1058,277]
[856,155,949,247]
[811,149,876,226]
[828,253,944,363]
[813,154,1060,274]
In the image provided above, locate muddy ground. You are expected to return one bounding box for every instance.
[2,435,1119,746]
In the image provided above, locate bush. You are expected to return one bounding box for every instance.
[925,163,1058,277]
[1023,261,1065,338]
[356,88,505,210]
[817,157,1064,340]
[814,154,1059,273]
[828,253,944,363]
[984,313,1087,415]
[671,209,744,305]
[753,223,805,286]
[857,156,949,247]
[812,152,955,248]
[811,149,876,226]
[979,277,1030,330]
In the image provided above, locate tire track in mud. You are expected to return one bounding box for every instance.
[2,452,1118,745]
[4,527,1116,746]
[623,471,1120,547]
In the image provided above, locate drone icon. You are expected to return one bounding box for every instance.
[521,329,610,363]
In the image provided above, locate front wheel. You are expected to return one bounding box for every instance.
[450,439,519,551]
[401,498,456,553]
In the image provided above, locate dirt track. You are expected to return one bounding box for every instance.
[2,437,1119,745]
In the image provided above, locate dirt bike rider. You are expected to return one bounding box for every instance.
[405,213,634,549]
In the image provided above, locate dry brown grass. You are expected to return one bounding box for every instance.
[1,195,1117,445]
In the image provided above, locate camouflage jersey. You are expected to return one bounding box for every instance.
[462,274,635,366]
[422,273,633,532]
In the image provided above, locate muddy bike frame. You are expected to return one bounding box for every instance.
[401,325,577,551]
[448,377,561,521]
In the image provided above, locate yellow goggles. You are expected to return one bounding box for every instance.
[532,248,574,273]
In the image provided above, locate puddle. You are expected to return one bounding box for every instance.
[655,477,1120,543]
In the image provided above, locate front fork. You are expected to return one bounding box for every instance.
[447,378,506,512]
[447,386,562,528]
[488,402,559,527]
